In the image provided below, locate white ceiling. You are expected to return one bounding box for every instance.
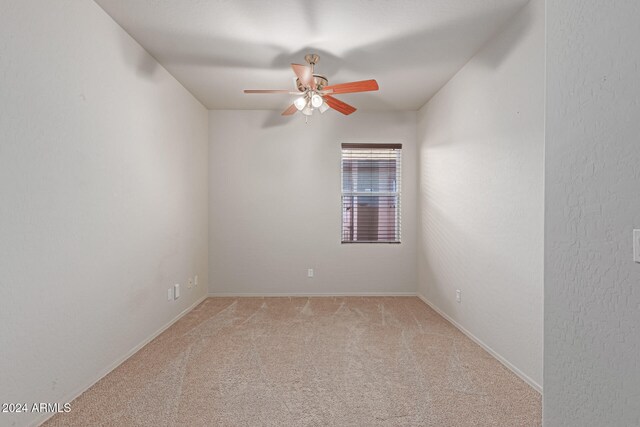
[95,0,529,111]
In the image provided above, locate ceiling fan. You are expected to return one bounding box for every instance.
[244,54,379,119]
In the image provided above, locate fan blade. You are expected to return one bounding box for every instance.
[244,89,291,94]
[323,79,379,94]
[281,104,297,116]
[291,63,316,90]
[324,95,356,115]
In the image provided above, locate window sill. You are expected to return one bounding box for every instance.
[341,241,401,244]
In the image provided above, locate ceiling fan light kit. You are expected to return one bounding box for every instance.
[244,54,379,122]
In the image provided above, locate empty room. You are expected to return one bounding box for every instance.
[1,0,639,426]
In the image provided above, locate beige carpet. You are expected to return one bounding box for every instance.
[44,297,541,426]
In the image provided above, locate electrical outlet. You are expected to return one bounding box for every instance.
[174,283,180,299]
[167,288,173,301]
[307,268,314,278]
[187,277,193,289]
[456,289,461,303]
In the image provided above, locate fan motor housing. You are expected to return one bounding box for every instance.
[296,74,328,92]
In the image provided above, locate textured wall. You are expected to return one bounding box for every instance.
[417,0,544,389]
[0,1,209,426]
[209,110,417,295]
[544,0,640,425]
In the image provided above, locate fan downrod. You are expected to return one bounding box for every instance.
[295,53,328,92]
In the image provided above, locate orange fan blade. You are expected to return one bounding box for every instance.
[244,89,290,94]
[323,79,378,94]
[324,95,356,115]
[281,104,297,116]
[291,63,315,90]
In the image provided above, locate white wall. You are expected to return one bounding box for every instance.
[545,0,640,425]
[209,110,417,295]
[416,0,544,389]
[0,1,208,426]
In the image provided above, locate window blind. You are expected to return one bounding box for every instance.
[341,143,402,243]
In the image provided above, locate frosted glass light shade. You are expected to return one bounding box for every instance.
[311,94,323,108]
[294,97,307,111]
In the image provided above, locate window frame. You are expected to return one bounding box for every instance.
[340,143,402,244]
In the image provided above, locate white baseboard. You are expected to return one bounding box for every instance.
[416,294,542,394]
[208,292,417,297]
[32,294,208,427]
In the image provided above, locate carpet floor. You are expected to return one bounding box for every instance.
[44,297,541,426]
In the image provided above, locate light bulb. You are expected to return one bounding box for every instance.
[302,105,313,116]
[294,96,306,111]
[311,93,323,108]
[318,102,329,113]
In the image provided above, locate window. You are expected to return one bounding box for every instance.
[341,143,402,243]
